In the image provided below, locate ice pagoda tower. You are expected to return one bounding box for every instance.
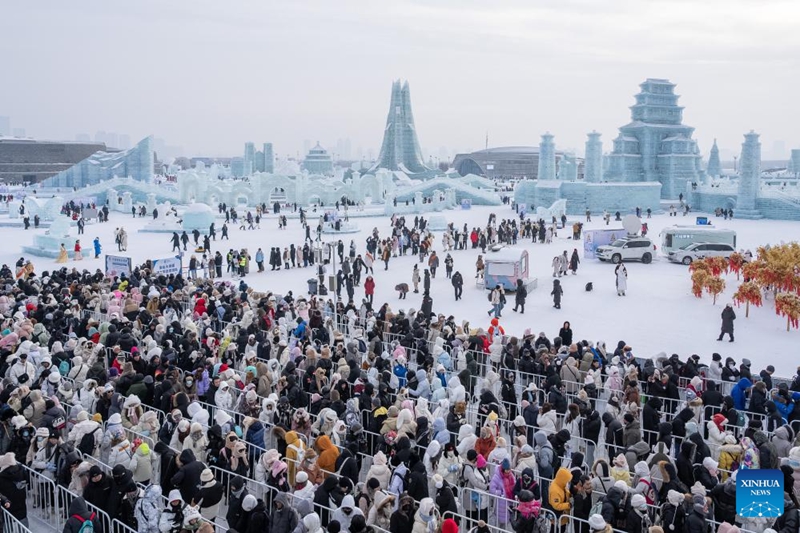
[706,139,721,178]
[736,131,763,219]
[584,131,603,183]
[538,132,556,180]
[604,79,702,199]
[369,80,430,175]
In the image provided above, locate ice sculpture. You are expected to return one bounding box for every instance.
[22,215,74,258]
[537,133,556,181]
[40,136,154,188]
[604,79,702,198]
[736,131,763,219]
[182,202,215,234]
[556,153,578,181]
[369,80,431,175]
[584,132,603,183]
[9,196,64,221]
[706,139,722,178]
[535,199,568,219]
[428,215,448,231]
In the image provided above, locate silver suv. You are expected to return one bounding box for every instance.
[596,237,656,264]
[668,242,736,265]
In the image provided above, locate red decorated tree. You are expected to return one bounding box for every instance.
[729,252,745,280]
[776,293,800,331]
[705,276,726,305]
[691,270,709,298]
[733,281,762,317]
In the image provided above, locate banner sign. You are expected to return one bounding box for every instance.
[736,469,784,518]
[152,256,183,277]
[583,228,625,259]
[105,255,132,278]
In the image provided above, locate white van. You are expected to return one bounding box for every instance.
[659,226,737,255]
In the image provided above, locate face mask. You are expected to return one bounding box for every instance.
[37,437,46,443]
[186,379,193,386]
[728,364,735,369]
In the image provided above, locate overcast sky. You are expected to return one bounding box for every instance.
[2,0,799,160]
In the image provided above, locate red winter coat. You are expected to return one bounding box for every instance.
[364,278,375,295]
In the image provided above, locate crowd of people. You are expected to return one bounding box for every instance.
[0,207,799,533]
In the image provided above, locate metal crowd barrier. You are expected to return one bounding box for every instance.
[1,507,33,533]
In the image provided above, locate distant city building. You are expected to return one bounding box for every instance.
[453,146,575,179]
[0,138,110,183]
[40,136,154,188]
[604,78,702,198]
[0,116,9,137]
[369,80,430,175]
[12,128,26,138]
[790,149,800,177]
[303,142,333,174]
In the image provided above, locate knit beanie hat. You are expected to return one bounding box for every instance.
[242,494,257,511]
[588,514,606,531]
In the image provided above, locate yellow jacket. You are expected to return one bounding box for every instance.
[549,467,573,521]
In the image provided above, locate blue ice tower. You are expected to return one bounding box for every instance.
[706,139,721,178]
[538,133,556,180]
[244,142,255,176]
[584,131,603,183]
[604,79,702,198]
[736,131,763,218]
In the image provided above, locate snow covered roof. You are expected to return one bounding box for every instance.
[485,246,527,262]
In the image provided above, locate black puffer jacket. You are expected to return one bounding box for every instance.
[0,464,26,520]
[170,449,204,503]
[710,480,737,524]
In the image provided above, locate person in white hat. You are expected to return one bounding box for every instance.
[197,469,222,520]
[588,514,610,533]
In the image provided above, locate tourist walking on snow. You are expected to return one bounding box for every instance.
[412,265,421,293]
[74,240,83,261]
[451,271,463,301]
[718,303,736,342]
[551,279,563,309]
[93,237,102,259]
[513,279,527,314]
[615,263,628,296]
[488,284,503,318]
[569,249,580,274]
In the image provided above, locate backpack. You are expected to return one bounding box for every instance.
[585,282,593,292]
[487,291,493,302]
[532,514,550,533]
[78,427,101,456]
[737,411,746,427]
[72,513,96,533]
[640,478,658,505]
[288,443,305,465]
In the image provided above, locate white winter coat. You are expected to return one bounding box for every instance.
[706,421,728,460]
[215,388,233,410]
[615,268,628,292]
[68,420,102,455]
[73,386,97,413]
[537,410,558,435]
[108,440,134,470]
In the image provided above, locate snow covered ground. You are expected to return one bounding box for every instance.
[4,204,800,376]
